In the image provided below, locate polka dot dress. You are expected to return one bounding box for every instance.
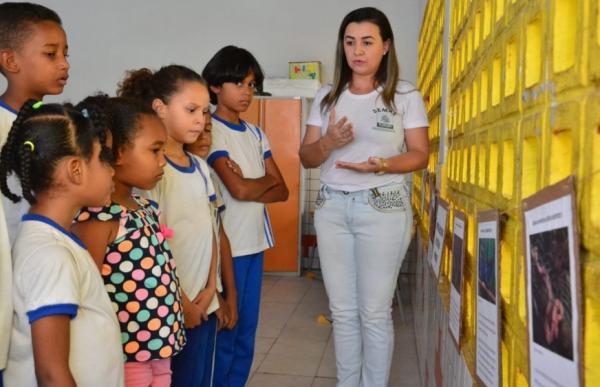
[75,195,186,362]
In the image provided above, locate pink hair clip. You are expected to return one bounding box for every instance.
[159,224,174,239]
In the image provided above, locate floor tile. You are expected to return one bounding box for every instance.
[257,302,297,338]
[254,336,276,355]
[250,353,266,376]
[312,377,337,387]
[262,277,311,303]
[269,337,327,357]
[247,373,314,387]
[278,322,332,343]
[253,274,422,386]
[258,351,323,376]
[316,352,336,378]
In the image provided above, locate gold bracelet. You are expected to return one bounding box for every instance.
[375,157,388,175]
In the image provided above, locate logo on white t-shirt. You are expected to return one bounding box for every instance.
[372,108,396,132]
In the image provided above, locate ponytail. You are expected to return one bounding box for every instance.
[0,100,39,203]
[0,100,109,204]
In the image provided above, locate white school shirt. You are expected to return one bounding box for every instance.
[0,101,17,371]
[208,168,226,288]
[306,81,430,192]
[0,191,10,372]
[207,115,275,257]
[4,215,124,387]
[146,153,220,314]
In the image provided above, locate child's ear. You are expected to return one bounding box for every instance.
[152,98,166,118]
[64,156,85,186]
[113,147,125,166]
[209,85,222,96]
[0,49,19,74]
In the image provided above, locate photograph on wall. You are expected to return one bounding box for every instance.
[449,209,466,346]
[420,170,429,217]
[530,227,572,359]
[478,236,497,305]
[426,188,438,267]
[523,176,581,387]
[475,210,501,387]
[430,197,449,279]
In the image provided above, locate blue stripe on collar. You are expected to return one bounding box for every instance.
[212,114,246,132]
[165,153,196,173]
[0,100,18,115]
[22,214,87,249]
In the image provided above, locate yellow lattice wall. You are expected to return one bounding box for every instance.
[414,0,600,385]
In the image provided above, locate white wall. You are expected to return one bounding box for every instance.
[2,0,427,103]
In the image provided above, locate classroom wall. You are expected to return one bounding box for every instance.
[0,0,427,103]
[414,0,600,385]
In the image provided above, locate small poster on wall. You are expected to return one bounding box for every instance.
[288,61,321,81]
[420,170,429,216]
[431,197,449,279]
[449,209,466,346]
[522,176,582,387]
[426,191,438,267]
[475,210,501,387]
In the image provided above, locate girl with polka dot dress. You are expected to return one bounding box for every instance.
[118,65,221,387]
[72,95,186,387]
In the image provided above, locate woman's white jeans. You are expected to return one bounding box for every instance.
[314,183,413,387]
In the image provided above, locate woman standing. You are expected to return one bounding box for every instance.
[299,7,429,387]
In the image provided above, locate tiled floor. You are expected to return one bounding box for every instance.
[247,274,422,387]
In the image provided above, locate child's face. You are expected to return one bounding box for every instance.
[212,72,256,113]
[11,21,70,99]
[83,140,114,206]
[158,81,209,144]
[187,114,212,159]
[343,21,389,78]
[115,114,167,190]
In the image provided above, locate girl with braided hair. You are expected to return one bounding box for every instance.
[72,94,187,387]
[0,100,124,387]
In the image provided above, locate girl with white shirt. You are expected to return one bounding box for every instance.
[0,100,123,387]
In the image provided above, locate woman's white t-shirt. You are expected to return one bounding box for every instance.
[306,81,429,192]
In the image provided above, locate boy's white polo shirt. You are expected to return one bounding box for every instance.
[4,214,124,387]
[146,153,220,314]
[207,115,275,258]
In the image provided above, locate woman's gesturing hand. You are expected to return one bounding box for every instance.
[335,156,383,173]
[320,109,354,151]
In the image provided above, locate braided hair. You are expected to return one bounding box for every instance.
[76,94,156,162]
[0,99,110,204]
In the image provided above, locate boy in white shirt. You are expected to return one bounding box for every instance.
[0,4,70,384]
[203,46,288,387]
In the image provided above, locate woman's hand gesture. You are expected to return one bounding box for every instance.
[335,156,383,173]
[321,109,354,151]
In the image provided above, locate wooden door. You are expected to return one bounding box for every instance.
[240,98,301,273]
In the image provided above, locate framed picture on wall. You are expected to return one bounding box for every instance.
[475,209,501,387]
[449,209,466,347]
[430,197,449,279]
[522,176,582,387]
